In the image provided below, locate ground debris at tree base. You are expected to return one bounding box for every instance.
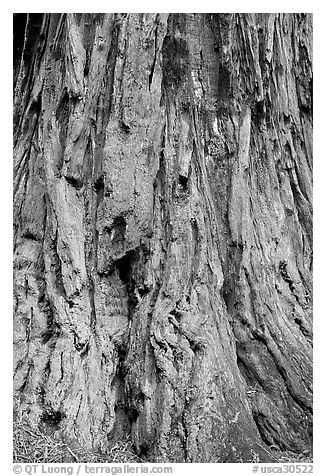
[13,415,142,464]
[268,449,313,464]
[13,415,312,464]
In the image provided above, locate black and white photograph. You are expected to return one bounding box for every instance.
[11,8,314,471]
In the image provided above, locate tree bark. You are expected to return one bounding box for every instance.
[13,13,312,463]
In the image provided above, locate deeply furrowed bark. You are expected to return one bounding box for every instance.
[13,13,312,462]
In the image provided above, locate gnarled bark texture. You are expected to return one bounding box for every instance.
[13,13,312,462]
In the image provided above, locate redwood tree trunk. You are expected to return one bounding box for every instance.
[13,13,312,463]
